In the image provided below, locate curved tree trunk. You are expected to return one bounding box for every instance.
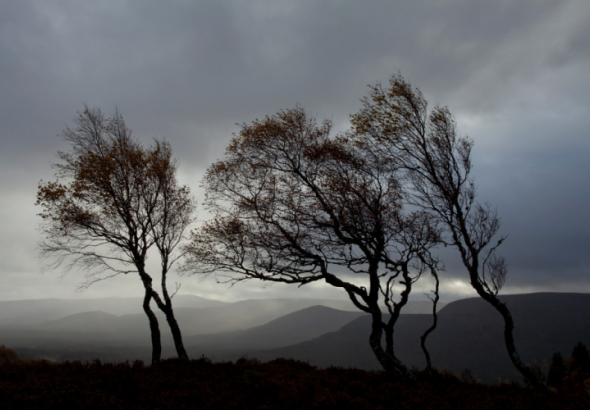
[420,271,439,371]
[470,278,544,389]
[369,311,413,380]
[142,288,162,365]
[455,206,544,389]
[137,267,162,365]
[166,310,188,360]
[152,291,189,360]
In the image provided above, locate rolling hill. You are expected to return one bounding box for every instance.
[246,293,590,382]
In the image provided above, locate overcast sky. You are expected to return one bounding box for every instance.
[1,0,589,304]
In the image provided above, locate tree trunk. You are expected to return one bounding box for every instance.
[165,308,188,360]
[369,312,412,380]
[470,278,544,389]
[420,272,439,371]
[152,292,189,360]
[142,288,161,365]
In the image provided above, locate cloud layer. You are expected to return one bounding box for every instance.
[2,0,589,302]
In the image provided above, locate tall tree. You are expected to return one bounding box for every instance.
[350,73,543,388]
[36,107,194,364]
[183,107,440,379]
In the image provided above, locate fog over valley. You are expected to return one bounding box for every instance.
[1,293,589,384]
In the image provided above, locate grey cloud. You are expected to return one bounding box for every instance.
[1,0,589,302]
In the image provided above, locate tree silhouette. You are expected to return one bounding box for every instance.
[547,352,565,388]
[570,341,590,376]
[350,73,543,388]
[183,107,440,379]
[36,107,195,364]
[419,254,440,372]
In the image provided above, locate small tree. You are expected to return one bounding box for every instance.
[183,107,440,379]
[547,352,565,388]
[350,73,543,388]
[0,346,20,365]
[419,254,440,372]
[570,342,590,376]
[36,107,195,364]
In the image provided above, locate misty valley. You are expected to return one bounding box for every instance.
[2,292,589,384]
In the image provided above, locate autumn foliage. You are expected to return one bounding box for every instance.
[36,107,195,364]
[183,106,442,379]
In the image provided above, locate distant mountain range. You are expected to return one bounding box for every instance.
[2,293,588,383]
[0,294,226,325]
[0,296,439,348]
[245,293,590,382]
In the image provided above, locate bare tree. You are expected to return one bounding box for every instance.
[350,73,543,388]
[419,254,440,372]
[36,107,194,364]
[183,107,439,379]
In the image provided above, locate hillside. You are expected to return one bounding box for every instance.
[185,305,365,350]
[3,292,589,383]
[247,293,590,382]
[1,358,585,409]
[0,295,226,326]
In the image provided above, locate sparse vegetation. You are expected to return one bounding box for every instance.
[546,342,590,394]
[0,354,588,409]
[0,345,20,365]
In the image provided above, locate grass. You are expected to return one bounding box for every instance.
[0,355,588,409]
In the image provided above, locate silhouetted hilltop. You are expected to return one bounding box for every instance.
[3,292,587,383]
[249,292,590,382]
[186,305,365,350]
[0,295,226,326]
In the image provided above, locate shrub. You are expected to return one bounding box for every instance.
[0,346,19,365]
[548,352,566,388]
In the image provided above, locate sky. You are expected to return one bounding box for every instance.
[1,0,589,304]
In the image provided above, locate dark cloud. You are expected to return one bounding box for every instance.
[1,0,589,301]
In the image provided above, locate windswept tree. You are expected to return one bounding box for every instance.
[350,73,543,388]
[418,254,440,372]
[183,107,440,379]
[36,107,195,364]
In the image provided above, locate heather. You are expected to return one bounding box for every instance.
[0,356,587,410]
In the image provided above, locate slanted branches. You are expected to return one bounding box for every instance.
[184,106,440,378]
[351,73,543,388]
[37,106,195,363]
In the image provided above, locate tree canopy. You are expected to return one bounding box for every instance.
[183,106,440,378]
[37,106,195,363]
[349,73,542,388]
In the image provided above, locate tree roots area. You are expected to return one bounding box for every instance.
[0,358,588,409]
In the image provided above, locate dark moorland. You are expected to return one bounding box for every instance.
[0,357,588,410]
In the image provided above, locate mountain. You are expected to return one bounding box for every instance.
[8,292,588,383]
[35,311,121,333]
[246,293,590,382]
[0,295,439,329]
[4,304,368,363]
[185,305,365,350]
[0,297,437,360]
[0,294,226,326]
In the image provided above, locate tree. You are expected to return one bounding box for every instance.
[36,107,195,364]
[183,107,440,379]
[350,73,543,388]
[419,255,440,372]
[570,341,590,376]
[547,352,565,388]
